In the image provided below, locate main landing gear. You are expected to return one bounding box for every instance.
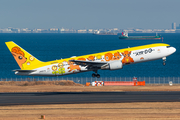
[162,57,166,66]
[92,70,100,78]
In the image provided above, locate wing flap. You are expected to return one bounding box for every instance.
[69,60,107,69]
[70,60,107,65]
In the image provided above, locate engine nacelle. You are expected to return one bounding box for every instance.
[101,60,123,70]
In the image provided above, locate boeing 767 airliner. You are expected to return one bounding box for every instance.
[5,41,176,78]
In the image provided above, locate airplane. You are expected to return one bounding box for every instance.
[5,41,176,78]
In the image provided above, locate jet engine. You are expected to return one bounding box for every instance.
[101,60,123,70]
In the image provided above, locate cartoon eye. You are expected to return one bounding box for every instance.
[18,56,22,59]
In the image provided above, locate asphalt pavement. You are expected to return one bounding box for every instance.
[0,91,180,106]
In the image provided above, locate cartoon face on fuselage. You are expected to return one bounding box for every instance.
[121,51,134,64]
[87,56,95,61]
[113,52,121,60]
[104,53,113,61]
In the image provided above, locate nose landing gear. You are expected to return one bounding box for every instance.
[162,57,166,66]
[92,70,100,78]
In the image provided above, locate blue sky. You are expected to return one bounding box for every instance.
[0,0,180,29]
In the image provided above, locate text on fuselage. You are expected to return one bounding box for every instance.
[133,48,155,56]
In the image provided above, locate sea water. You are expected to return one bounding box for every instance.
[0,33,180,79]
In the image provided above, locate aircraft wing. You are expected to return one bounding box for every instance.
[69,60,107,69]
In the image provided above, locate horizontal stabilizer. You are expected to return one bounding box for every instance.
[13,70,36,72]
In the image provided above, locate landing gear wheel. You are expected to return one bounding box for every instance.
[92,73,100,78]
[92,70,100,78]
[96,74,100,78]
[162,57,166,66]
[92,73,96,78]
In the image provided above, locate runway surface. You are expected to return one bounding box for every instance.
[0,91,180,106]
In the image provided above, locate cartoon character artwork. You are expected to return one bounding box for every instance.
[140,57,144,60]
[29,56,35,61]
[11,46,27,69]
[157,49,161,53]
[96,55,102,60]
[58,63,64,68]
[58,63,65,74]
[58,67,65,74]
[47,68,50,72]
[27,62,30,65]
[77,57,86,61]
[52,65,58,75]
[67,59,81,73]
[104,53,113,61]
[52,63,66,75]
[87,56,95,61]
[77,57,86,65]
[121,51,134,64]
[112,52,121,60]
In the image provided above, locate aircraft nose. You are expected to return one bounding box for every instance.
[171,47,176,54]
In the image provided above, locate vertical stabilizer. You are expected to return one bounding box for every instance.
[5,41,44,70]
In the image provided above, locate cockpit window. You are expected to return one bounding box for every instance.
[166,46,171,48]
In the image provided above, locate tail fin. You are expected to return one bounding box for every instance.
[5,41,44,70]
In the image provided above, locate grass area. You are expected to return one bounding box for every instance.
[0,80,82,86]
[0,80,180,92]
[0,102,179,120]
